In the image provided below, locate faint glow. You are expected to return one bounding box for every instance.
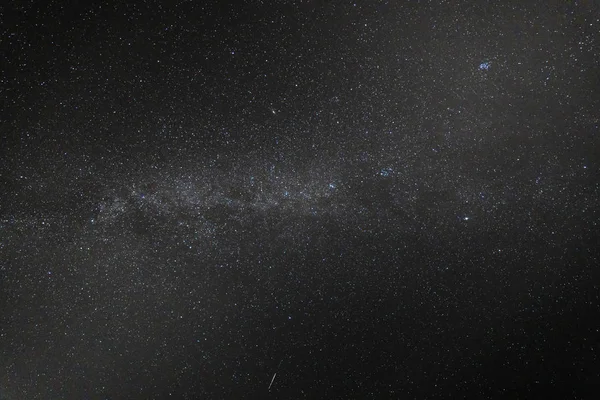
[479,61,490,71]
[329,183,336,189]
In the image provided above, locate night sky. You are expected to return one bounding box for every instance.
[1,1,600,398]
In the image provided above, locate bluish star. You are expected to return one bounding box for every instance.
[479,61,490,71]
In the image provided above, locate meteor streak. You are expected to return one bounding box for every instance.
[268,372,277,390]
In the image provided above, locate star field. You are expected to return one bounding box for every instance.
[1,1,600,399]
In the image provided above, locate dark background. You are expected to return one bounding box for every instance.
[1,0,599,398]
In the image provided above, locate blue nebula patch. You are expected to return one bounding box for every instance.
[479,61,490,71]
